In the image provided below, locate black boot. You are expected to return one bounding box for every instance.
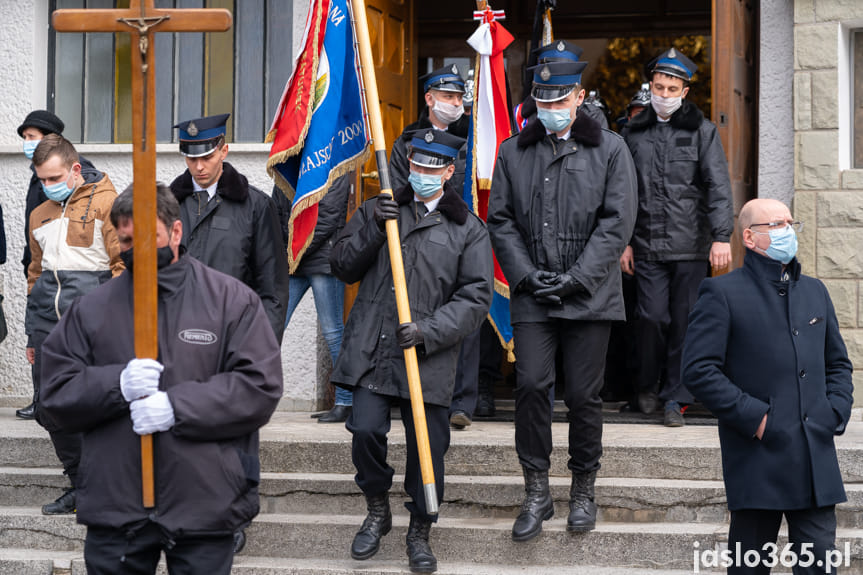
[42,488,76,515]
[567,470,597,532]
[406,514,437,573]
[351,492,392,560]
[475,376,496,417]
[511,468,554,542]
[16,387,38,420]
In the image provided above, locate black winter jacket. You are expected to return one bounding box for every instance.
[39,256,283,536]
[272,174,351,276]
[389,108,469,196]
[682,251,853,510]
[170,162,289,342]
[329,183,493,407]
[488,113,637,323]
[623,101,733,261]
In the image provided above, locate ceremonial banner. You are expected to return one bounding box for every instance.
[267,0,369,272]
[464,7,515,360]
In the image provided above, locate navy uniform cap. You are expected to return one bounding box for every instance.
[174,113,230,157]
[629,83,651,109]
[648,48,697,82]
[407,129,465,168]
[529,61,588,103]
[532,40,583,64]
[421,64,466,94]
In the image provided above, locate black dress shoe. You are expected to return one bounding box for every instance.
[318,405,351,423]
[16,403,36,420]
[42,489,76,515]
[233,529,246,554]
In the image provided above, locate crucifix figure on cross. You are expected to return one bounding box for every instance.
[52,0,232,509]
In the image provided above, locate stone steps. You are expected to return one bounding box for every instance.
[0,508,862,571]
[4,467,863,528]
[0,549,716,575]
[2,410,862,573]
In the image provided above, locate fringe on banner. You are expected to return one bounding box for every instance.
[265,0,327,168]
[487,312,516,363]
[284,145,370,273]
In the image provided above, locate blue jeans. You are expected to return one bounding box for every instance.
[285,274,351,406]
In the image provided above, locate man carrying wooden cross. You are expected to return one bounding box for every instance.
[40,185,283,575]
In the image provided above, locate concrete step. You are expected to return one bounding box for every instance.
[3,411,862,483]
[3,508,858,572]
[4,467,863,529]
[0,548,78,574]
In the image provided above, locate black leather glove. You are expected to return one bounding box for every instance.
[520,270,557,295]
[534,273,584,299]
[373,196,400,230]
[396,322,424,349]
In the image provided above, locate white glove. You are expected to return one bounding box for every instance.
[130,391,175,435]
[120,358,164,402]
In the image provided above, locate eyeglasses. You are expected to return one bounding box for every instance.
[749,221,803,233]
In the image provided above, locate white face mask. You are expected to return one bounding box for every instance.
[432,97,464,125]
[651,92,683,118]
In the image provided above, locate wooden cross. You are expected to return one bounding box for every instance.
[52,1,232,509]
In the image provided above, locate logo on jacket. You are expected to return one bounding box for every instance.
[178,329,218,345]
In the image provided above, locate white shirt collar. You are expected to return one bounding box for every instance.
[192,180,218,200]
[545,128,571,140]
[415,194,443,215]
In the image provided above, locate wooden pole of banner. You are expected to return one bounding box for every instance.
[52,1,232,509]
[351,0,438,515]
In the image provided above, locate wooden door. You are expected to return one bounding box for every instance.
[345,0,416,315]
[712,0,758,271]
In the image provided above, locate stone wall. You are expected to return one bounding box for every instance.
[793,0,863,404]
[0,2,328,411]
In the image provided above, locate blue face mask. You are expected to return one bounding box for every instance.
[42,172,76,203]
[408,171,444,198]
[23,140,40,160]
[536,106,573,133]
[763,225,798,264]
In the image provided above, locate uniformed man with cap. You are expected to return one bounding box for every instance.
[619,48,733,427]
[516,40,610,130]
[389,65,469,195]
[616,83,651,129]
[170,113,289,342]
[487,60,636,541]
[330,129,492,573]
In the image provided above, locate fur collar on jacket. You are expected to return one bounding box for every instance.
[393,181,469,225]
[625,99,704,132]
[170,161,249,203]
[517,110,602,149]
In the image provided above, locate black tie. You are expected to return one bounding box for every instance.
[196,191,209,215]
[416,201,428,221]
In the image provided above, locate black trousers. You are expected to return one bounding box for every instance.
[84,522,234,575]
[512,320,611,473]
[727,507,837,575]
[32,329,82,488]
[347,386,450,521]
[450,325,481,417]
[634,260,708,404]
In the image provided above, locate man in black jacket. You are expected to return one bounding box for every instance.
[273,175,352,423]
[389,65,469,195]
[331,129,492,573]
[39,185,283,575]
[170,113,289,342]
[683,198,853,574]
[620,48,734,426]
[488,60,636,542]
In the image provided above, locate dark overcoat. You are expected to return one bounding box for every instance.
[39,256,283,535]
[622,101,733,262]
[487,112,637,323]
[170,162,289,341]
[329,183,493,407]
[682,251,854,511]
